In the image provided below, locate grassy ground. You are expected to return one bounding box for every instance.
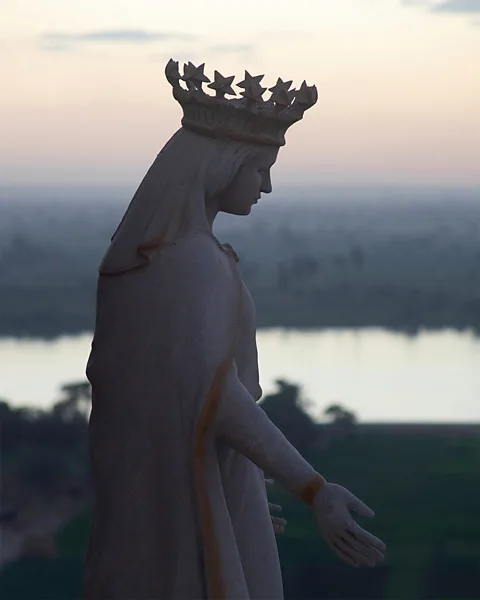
[1,426,479,599]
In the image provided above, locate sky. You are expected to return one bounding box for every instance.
[1,0,480,187]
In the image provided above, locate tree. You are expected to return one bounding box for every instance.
[323,403,358,439]
[1,382,91,497]
[261,380,322,453]
[52,382,91,421]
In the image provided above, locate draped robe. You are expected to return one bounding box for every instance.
[84,231,283,599]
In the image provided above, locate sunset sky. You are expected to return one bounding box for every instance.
[2,0,480,187]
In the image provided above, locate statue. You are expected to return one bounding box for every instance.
[84,59,386,600]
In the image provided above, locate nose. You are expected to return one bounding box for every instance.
[261,172,272,194]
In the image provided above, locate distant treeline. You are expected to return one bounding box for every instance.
[1,193,480,338]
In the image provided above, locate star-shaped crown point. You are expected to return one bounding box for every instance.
[268,77,293,106]
[237,71,266,102]
[207,70,236,97]
[294,81,318,107]
[182,62,210,89]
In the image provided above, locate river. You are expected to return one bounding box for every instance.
[2,328,479,423]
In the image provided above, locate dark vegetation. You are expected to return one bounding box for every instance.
[1,380,479,599]
[1,186,480,338]
[1,383,91,495]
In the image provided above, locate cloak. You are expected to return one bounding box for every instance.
[84,231,283,599]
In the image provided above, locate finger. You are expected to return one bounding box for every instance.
[268,502,282,514]
[273,523,285,534]
[271,516,287,528]
[328,541,360,568]
[335,536,375,567]
[344,527,382,553]
[341,533,384,564]
[343,532,385,564]
[348,524,386,553]
[368,547,385,564]
[333,536,376,567]
[265,478,274,487]
[348,495,375,518]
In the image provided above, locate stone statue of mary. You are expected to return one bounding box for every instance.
[84,60,386,600]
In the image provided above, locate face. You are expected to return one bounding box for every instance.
[215,146,279,216]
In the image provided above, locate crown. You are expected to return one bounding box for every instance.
[165,59,318,147]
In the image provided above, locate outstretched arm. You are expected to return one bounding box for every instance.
[213,361,324,501]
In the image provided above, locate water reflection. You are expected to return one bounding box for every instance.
[3,329,479,422]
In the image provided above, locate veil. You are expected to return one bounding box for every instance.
[98,127,262,275]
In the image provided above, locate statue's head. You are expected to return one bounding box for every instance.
[164,59,317,220]
[148,126,279,220]
[98,60,316,274]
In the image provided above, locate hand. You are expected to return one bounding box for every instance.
[312,482,386,568]
[265,478,287,535]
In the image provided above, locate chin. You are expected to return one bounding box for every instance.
[223,206,252,217]
[234,208,252,216]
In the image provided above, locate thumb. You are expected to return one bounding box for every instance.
[348,494,375,518]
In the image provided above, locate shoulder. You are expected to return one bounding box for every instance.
[159,232,232,276]
[164,231,222,257]
[145,231,237,297]
[99,232,237,304]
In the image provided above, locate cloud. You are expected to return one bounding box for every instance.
[41,29,195,51]
[401,0,430,5]
[432,0,480,12]
[208,43,253,54]
[150,43,257,64]
[42,43,72,52]
[401,0,480,11]
[149,52,201,64]
[401,0,480,24]
[206,43,256,59]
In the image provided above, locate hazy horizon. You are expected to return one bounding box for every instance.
[1,182,479,207]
